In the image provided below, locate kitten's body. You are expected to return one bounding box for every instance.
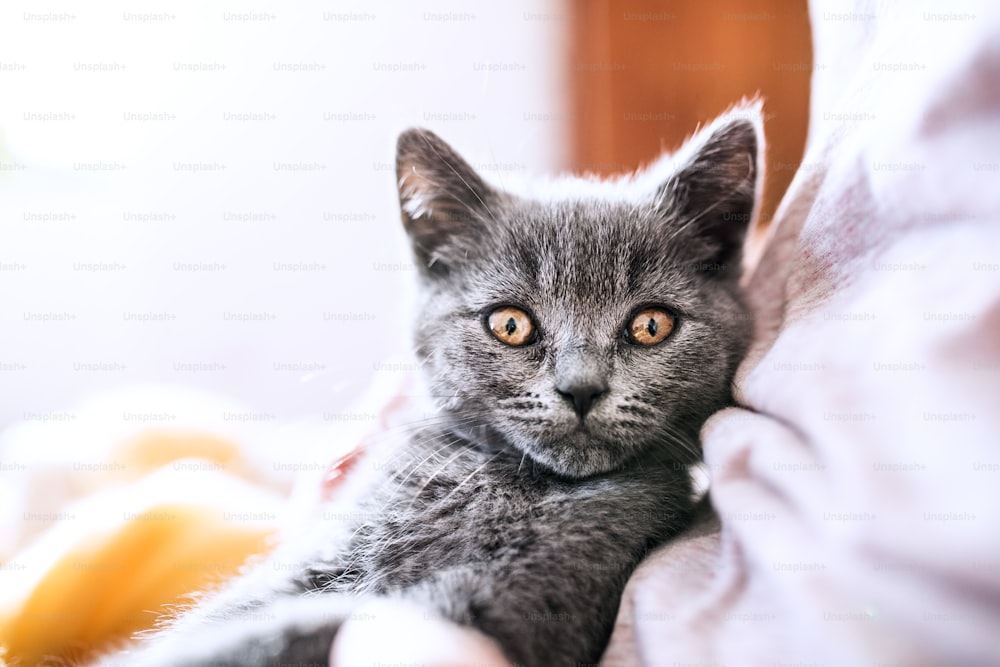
[130,423,691,666]
[96,105,762,667]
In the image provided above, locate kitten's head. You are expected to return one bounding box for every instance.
[395,105,762,479]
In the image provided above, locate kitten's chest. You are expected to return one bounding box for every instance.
[337,458,545,590]
[307,434,684,596]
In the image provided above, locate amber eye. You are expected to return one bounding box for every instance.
[626,308,675,346]
[487,307,536,346]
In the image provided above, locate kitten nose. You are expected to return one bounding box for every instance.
[555,379,608,418]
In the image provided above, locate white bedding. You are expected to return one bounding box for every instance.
[605,1,1000,664]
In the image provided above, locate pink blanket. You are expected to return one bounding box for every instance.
[605,1,1000,664]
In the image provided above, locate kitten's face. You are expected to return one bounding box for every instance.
[396,108,761,478]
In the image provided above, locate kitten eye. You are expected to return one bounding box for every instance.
[626,308,675,346]
[487,307,536,346]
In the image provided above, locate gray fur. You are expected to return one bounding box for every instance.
[92,108,761,667]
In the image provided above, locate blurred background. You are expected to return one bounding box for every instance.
[0,0,811,431]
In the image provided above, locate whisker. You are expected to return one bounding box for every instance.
[383,436,458,499]
[437,448,506,506]
[406,446,471,509]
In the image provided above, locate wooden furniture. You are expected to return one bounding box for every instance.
[568,0,813,232]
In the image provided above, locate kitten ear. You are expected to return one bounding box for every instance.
[657,103,764,274]
[396,129,497,275]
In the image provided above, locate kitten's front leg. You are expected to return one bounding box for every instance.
[94,594,356,667]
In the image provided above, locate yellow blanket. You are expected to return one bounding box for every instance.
[0,430,284,666]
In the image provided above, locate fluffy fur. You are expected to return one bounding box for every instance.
[93,104,762,667]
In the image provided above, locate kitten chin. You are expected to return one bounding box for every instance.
[500,422,656,479]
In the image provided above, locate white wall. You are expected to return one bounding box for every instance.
[0,0,568,430]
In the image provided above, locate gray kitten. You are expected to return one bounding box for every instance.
[95,105,761,667]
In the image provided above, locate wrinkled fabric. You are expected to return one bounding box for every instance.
[606,1,1000,664]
